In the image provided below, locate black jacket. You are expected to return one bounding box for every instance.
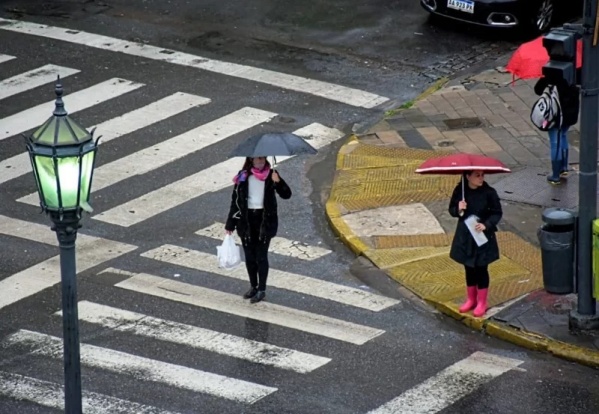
[448,181,502,268]
[534,77,580,128]
[225,170,292,242]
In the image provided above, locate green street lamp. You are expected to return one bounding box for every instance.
[25,76,100,414]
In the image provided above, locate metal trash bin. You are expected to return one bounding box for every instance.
[537,208,576,294]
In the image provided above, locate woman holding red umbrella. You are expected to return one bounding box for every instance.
[416,153,509,317]
[448,170,503,318]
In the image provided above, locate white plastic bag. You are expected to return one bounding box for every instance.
[217,234,241,269]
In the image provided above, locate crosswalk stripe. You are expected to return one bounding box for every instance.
[71,301,331,373]
[276,123,345,163]
[0,64,80,100]
[5,330,277,404]
[0,18,388,109]
[18,106,275,207]
[196,222,332,260]
[92,123,343,227]
[16,93,214,204]
[142,244,399,311]
[111,270,385,345]
[0,215,137,310]
[0,92,209,186]
[0,77,144,141]
[366,351,524,414]
[0,371,180,414]
[0,54,16,64]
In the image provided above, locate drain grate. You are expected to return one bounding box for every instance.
[443,117,483,130]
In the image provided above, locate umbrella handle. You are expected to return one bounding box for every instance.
[459,176,465,217]
[272,156,277,171]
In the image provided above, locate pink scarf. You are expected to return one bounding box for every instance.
[233,166,271,184]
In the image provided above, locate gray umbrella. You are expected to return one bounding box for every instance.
[228,132,318,158]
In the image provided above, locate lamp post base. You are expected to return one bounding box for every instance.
[569,310,599,332]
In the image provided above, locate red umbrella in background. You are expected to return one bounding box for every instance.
[416,153,511,200]
[506,35,582,81]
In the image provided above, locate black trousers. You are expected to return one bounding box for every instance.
[243,210,271,291]
[465,265,490,289]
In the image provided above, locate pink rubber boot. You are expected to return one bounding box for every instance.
[473,288,488,318]
[458,286,477,313]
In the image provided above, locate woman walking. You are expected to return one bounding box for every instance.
[225,156,292,303]
[448,170,503,318]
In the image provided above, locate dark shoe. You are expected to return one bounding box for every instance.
[243,287,258,299]
[250,291,266,303]
[560,170,569,177]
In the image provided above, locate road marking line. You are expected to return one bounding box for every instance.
[142,244,399,311]
[16,93,213,204]
[0,371,180,414]
[0,64,80,100]
[0,77,143,141]
[69,301,330,373]
[0,18,388,108]
[0,215,137,310]
[196,222,332,260]
[0,54,15,64]
[4,330,277,404]
[367,351,524,414]
[92,123,343,227]
[112,270,385,345]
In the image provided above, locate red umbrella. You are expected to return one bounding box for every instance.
[506,35,582,80]
[415,153,510,199]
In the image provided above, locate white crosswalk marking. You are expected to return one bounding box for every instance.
[0,77,143,141]
[142,244,399,311]
[0,54,16,64]
[17,93,216,205]
[0,215,137,311]
[0,371,180,414]
[0,92,209,186]
[196,222,332,260]
[4,330,277,404]
[71,301,331,373]
[112,270,385,344]
[367,352,524,414]
[0,64,80,100]
[92,123,344,227]
[0,18,388,108]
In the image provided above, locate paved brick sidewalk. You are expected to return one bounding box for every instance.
[326,67,599,369]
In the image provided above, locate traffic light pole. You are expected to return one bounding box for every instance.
[570,0,599,330]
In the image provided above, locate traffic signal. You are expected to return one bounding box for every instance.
[542,28,579,86]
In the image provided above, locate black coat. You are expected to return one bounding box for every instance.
[448,181,502,268]
[225,170,292,242]
[534,77,580,128]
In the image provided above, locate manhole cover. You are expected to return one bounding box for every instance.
[443,117,483,130]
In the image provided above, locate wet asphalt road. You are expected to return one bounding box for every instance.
[1,1,599,413]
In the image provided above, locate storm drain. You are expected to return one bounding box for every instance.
[443,117,483,130]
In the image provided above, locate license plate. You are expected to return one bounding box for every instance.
[447,0,474,13]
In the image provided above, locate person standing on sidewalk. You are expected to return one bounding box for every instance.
[448,170,503,318]
[533,77,580,185]
[225,156,292,303]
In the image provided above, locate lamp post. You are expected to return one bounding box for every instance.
[25,76,99,413]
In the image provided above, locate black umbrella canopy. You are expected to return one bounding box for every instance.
[229,132,318,158]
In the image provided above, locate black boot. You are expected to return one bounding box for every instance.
[250,290,266,303]
[560,150,569,177]
[243,287,258,299]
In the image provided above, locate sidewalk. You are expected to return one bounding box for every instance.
[326,64,599,368]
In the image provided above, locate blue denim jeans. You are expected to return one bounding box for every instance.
[548,127,569,178]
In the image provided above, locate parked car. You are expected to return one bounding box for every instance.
[420,0,578,34]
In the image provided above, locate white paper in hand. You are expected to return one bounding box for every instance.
[464,215,488,247]
[217,234,242,269]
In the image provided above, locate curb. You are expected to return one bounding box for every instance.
[325,136,599,371]
[383,77,449,117]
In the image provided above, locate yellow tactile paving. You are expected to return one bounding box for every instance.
[327,137,544,313]
[373,234,452,249]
